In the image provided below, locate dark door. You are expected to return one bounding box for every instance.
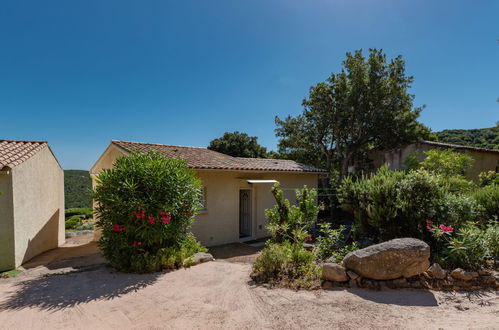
[239,189,252,238]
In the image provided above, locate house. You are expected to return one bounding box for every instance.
[90,140,325,246]
[370,140,499,181]
[0,140,65,271]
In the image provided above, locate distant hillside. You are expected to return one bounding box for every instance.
[64,170,92,209]
[435,125,499,150]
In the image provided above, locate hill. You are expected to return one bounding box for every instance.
[64,170,92,209]
[435,125,499,150]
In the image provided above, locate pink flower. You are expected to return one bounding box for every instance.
[439,224,453,232]
[185,211,191,217]
[133,241,143,247]
[160,211,165,216]
[161,215,171,224]
[306,234,313,242]
[426,224,433,232]
[112,224,124,232]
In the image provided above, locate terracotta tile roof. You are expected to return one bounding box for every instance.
[421,140,499,155]
[112,140,326,173]
[0,140,48,170]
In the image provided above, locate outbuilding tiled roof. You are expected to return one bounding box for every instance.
[421,140,499,155]
[112,140,326,173]
[0,140,48,170]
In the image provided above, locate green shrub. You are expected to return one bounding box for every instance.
[92,151,205,273]
[65,208,93,218]
[252,183,321,288]
[442,221,499,270]
[76,221,95,231]
[419,149,474,177]
[470,184,499,223]
[252,241,321,288]
[265,182,319,244]
[65,216,82,230]
[313,222,358,263]
[338,166,481,243]
[478,171,499,187]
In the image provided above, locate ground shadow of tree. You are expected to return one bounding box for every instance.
[0,265,162,311]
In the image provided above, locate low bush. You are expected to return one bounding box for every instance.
[313,223,359,263]
[76,221,95,231]
[470,184,499,223]
[65,216,82,230]
[431,221,499,270]
[92,151,206,273]
[478,171,499,187]
[252,183,321,288]
[65,208,93,218]
[419,149,474,177]
[252,241,321,289]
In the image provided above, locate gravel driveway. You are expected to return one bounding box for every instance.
[0,247,497,330]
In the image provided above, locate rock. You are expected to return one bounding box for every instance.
[343,238,430,280]
[410,281,423,289]
[478,269,491,276]
[427,263,447,280]
[451,268,474,281]
[481,275,496,284]
[322,280,334,289]
[303,243,314,251]
[349,279,358,288]
[322,263,349,282]
[186,252,215,266]
[347,270,360,280]
[391,278,409,288]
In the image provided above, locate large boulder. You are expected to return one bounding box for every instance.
[343,238,430,280]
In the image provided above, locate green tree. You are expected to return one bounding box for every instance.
[208,131,267,158]
[275,48,431,181]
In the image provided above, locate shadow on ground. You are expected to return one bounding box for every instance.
[0,265,162,311]
[348,288,439,306]
[209,243,262,263]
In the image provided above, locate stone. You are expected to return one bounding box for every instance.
[451,268,474,281]
[322,263,349,282]
[427,263,447,280]
[391,278,409,288]
[410,281,423,289]
[322,280,334,289]
[186,252,215,266]
[347,270,360,280]
[478,269,491,276]
[349,279,358,288]
[303,243,314,251]
[342,238,430,280]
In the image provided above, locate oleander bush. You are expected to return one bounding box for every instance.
[93,151,206,273]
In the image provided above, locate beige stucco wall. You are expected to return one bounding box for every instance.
[90,144,319,247]
[10,147,65,268]
[0,171,15,271]
[193,171,318,246]
[371,143,499,182]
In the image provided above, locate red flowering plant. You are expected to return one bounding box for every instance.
[93,151,207,273]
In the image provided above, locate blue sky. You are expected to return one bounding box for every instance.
[1,0,498,170]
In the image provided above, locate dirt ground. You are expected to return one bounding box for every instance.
[0,242,497,330]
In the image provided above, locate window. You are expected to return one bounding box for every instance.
[199,186,207,212]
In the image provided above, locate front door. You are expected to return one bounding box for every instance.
[239,189,252,238]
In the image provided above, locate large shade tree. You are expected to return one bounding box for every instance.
[208,131,268,158]
[275,48,432,183]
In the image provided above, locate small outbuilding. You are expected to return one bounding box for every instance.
[371,140,499,181]
[0,140,65,271]
[91,140,325,246]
